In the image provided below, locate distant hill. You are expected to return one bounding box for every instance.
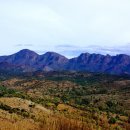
[0,49,130,75]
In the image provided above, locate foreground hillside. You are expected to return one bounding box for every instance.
[0,72,130,130]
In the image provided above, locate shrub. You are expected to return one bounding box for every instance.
[81,98,90,105]
[0,103,12,111]
[128,116,130,123]
[29,104,35,108]
[108,117,116,124]
[106,101,116,108]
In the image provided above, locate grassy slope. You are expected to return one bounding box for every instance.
[0,72,130,130]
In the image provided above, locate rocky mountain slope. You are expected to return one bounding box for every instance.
[0,49,130,74]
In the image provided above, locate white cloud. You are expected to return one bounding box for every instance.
[56,43,130,58]
[0,0,130,56]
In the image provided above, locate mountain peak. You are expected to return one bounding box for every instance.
[15,49,39,56]
[44,51,60,55]
[44,52,67,58]
[79,52,90,56]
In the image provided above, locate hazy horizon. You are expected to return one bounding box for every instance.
[0,48,130,59]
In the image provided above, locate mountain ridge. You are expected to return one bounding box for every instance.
[0,49,130,74]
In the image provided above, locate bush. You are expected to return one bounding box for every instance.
[106,101,117,108]
[128,116,130,123]
[81,98,90,105]
[0,103,12,111]
[108,117,116,124]
[29,104,35,108]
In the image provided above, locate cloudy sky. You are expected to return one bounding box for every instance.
[0,0,130,58]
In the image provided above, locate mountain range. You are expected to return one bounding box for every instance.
[0,49,130,75]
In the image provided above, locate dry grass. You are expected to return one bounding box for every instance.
[39,115,91,130]
[0,118,39,130]
[0,98,130,130]
[0,97,94,130]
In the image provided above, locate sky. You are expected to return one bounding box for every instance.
[0,0,130,58]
